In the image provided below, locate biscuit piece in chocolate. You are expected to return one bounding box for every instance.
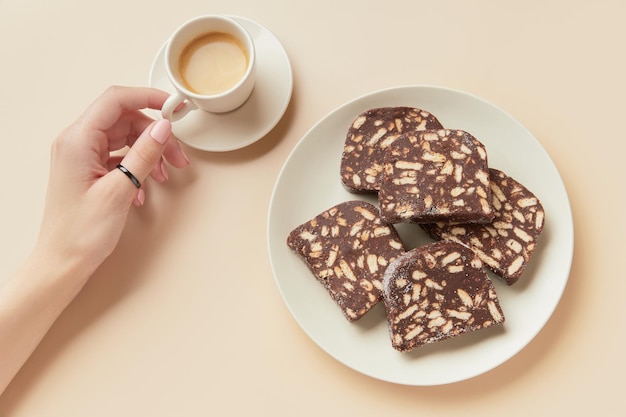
[421,168,545,285]
[378,129,494,224]
[340,107,443,193]
[382,241,505,352]
[287,200,405,321]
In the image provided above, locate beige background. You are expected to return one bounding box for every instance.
[0,0,624,415]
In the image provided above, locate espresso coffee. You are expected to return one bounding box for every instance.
[178,32,249,95]
[162,16,257,119]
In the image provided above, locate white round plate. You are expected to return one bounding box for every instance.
[149,16,293,152]
[267,85,573,385]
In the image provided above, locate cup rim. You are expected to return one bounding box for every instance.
[164,15,256,100]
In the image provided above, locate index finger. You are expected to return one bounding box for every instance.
[80,86,170,131]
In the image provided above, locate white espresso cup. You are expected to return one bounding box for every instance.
[161,15,256,121]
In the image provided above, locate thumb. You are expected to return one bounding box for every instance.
[117,118,171,191]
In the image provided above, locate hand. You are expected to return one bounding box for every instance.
[36,86,190,276]
[0,86,190,395]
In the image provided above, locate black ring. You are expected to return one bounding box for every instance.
[116,164,141,189]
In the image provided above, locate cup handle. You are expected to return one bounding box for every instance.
[161,91,197,122]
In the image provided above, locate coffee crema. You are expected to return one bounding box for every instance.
[178,32,249,95]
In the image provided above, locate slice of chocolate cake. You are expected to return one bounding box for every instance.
[382,241,505,352]
[340,107,443,193]
[287,200,405,321]
[378,129,494,224]
[421,168,546,285]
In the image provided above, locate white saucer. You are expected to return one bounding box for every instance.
[149,16,293,152]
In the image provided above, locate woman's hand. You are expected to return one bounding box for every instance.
[37,85,190,277]
[0,86,190,395]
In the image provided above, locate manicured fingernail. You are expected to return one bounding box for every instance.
[151,119,171,144]
[160,160,169,180]
[136,188,146,206]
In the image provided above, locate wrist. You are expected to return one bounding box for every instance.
[0,235,95,394]
[28,239,95,299]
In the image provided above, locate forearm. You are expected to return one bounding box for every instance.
[0,87,187,396]
[0,243,91,395]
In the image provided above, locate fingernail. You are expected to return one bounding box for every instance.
[136,188,146,206]
[151,119,171,144]
[160,160,169,181]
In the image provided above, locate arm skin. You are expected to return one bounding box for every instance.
[0,86,190,395]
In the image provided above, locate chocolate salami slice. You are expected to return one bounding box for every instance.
[340,107,443,193]
[378,129,494,224]
[287,200,405,321]
[421,168,546,285]
[382,241,505,352]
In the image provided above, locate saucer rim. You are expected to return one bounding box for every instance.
[148,15,293,152]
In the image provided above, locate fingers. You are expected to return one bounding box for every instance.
[118,116,190,170]
[82,86,170,132]
[88,87,190,207]
[162,133,191,168]
[107,129,187,184]
[81,86,191,170]
[118,119,172,190]
[105,110,155,152]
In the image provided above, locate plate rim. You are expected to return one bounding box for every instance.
[267,84,574,385]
